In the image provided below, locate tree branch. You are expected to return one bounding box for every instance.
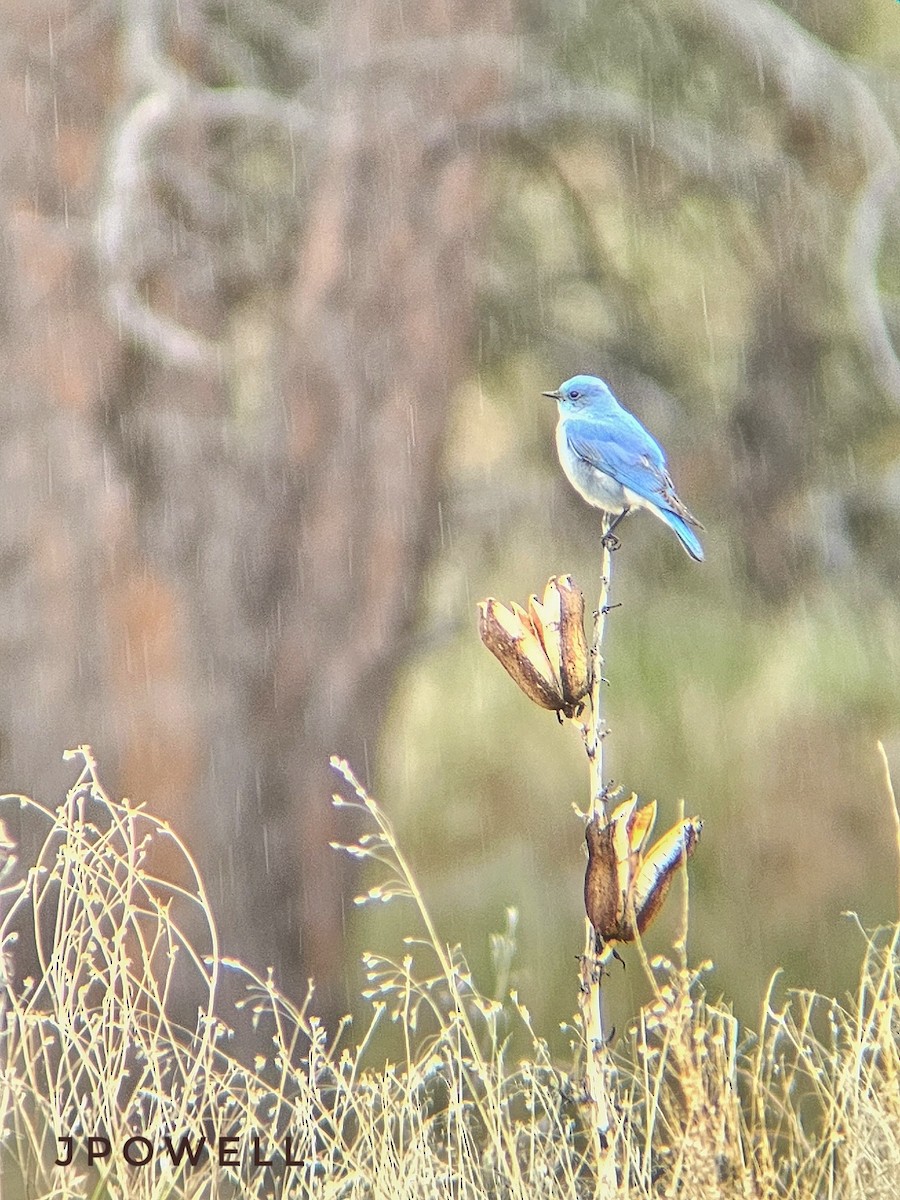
[688,0,900,405]
[96,0,319,370]
[427,85,799,201]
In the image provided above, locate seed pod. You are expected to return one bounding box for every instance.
[584,798,702,953]
[627,817,702,939]
[554,575,591,706]
[584,814,622,947]
[584,797,639,945]
[528,585,562,681]
[623,797,657,862]
[478,598,563,711]
[527,576,590,716]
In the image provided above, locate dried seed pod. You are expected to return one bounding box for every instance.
[479,577,591,719]
[584,814,621,947]
[478,598,563,711]
[628,817,702,938]
[623,798,657,862]
[554,574,591,706]
[528,586,562,682]
[584,798,701,953]
[526,576,590,715]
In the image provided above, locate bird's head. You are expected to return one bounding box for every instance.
[542,375,617,415]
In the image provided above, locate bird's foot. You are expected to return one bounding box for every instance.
[601,531,621,552]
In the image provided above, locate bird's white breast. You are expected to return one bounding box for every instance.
[555,419,628,514]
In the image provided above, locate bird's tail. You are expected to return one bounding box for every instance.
[661,509,704,562]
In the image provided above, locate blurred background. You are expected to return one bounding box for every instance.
[2,0,900,1044]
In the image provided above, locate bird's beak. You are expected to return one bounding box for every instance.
[542,389,561,400]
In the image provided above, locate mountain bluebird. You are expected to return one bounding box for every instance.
[543,374,704,561]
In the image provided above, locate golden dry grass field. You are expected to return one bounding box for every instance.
[2,748,900,1199]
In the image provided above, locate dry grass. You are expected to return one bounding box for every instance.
[0,749,899,1198]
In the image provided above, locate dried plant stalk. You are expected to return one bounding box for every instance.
[577,530,616,1190]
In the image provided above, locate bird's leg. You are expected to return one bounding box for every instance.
[601,507,631,551]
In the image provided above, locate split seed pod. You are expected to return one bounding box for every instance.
[478,597,564,712]
[554,574,591,708]
[479,576,590,719]
[584,796,702,957]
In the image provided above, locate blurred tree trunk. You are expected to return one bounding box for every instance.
[0,7,144,879]
[241,0,511,1018]
[0,0,509,1024]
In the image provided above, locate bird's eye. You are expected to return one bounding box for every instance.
[568,390,580,400]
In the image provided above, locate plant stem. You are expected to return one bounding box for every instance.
[578,522,616,1192]
[586,536,613,820]
[877,741,900,924]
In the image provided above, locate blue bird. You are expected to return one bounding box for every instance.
[543,374,704,562]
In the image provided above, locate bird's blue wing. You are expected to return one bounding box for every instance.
[560,411,704,559]
[562,415,673,508]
